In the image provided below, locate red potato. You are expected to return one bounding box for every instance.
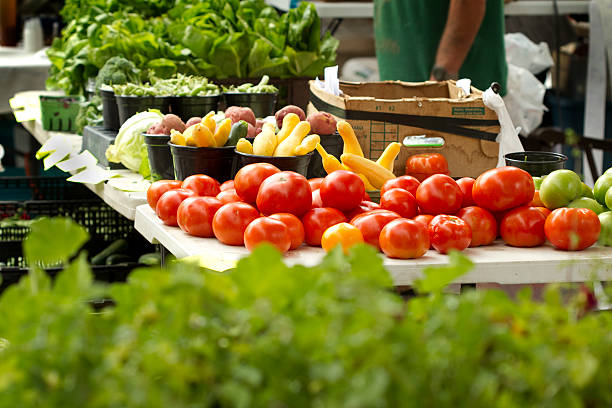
[275,105,306,128]
[307,111,337,135]
[247,123,257,138]
[225,106,256,126]
[185,117,202,127]
[255,119,266,135]
[147,114,186,135]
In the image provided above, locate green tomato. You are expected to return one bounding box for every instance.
[568,197,606,214]
[605,167,612,175]
[539,169,582,209]
[533,177,543,190]
[593,173,612,205]
[606,187,612,210]
[598,211,612,246]
[581,182,595,198]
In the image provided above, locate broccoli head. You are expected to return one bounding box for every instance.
[94,56,141,90]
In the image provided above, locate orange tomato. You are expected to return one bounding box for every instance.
[529,190,544,207]
[321,222,364,254]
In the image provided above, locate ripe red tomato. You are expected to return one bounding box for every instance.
[405,153,449,181]
[302,207,347,246]
[216,188,242,205]
[416,174,463,215]
[428,215,472,254]
[256,171,312,217]
[535,206,552,219]
[177,196,222,237]
[500,206,546,248]
[234,163,280,204]
[472,166,535,212]
[413,214,434,228]
[155,188,196,226]
[380,175,420,197]
[345,200,381,221]
[456,177,476,207]
[320,170,365,211]
[321,223,364,254]
[545,208,601,251]
[308,178,324,191]
[181,174,221,197]
[244,217,291,253]
[380,188,418,218]
[351,210,401,250]
[220,180,234,191]
[269,213,305,250]
[379,218,429,259]
[212,202,260,246]
[312,189,323,208]
[456,206,497,247]
[147,180,182,210]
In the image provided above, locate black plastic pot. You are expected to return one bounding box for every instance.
[144,134,174,181]
[307,131,342,179]
[504,151,568,177]
[169,95,221,121]
[116,95,170,126]
[224,92,278,118]
[169,143,235,182]
[234,150,313,177]
[100,89,120,131]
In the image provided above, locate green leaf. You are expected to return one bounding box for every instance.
[414,250,473,294]
[23,217,89,267]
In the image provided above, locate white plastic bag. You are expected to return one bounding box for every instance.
[482,87,524,168]
[503,64,548,136]
[505,32,554,75]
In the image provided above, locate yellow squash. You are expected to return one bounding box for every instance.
[185,123,216,147]
[341,153,395,189]
[236,138,254,154]
[170,129,186,146]
[315,143,349,173]
[253,128,277,156]
[375,142,401,172]
[337,120,364,157]
[293,134,320,156]
[276,113,300,145]
[203,111,216,134]
[274,121,310,156]
[213,118,232,147]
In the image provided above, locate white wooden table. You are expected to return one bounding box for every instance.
[135,204,612,286]
[20,117,147,220]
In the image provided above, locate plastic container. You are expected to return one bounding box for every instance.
[144,134,174,181]
[234,151,313,177]
[169,143,235,182]
[307,131,342,179]
[116,95,170,126]
[39,95,81,132]
[504,151,568,177]
[169,95,221,121]
[100,89,120,131]
[224,92,278,118]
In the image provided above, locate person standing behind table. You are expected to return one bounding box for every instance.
[374,0,508,94]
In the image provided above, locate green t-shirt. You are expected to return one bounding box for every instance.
[374,0,507,94]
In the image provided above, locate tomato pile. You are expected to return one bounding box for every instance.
[148,161,611,259]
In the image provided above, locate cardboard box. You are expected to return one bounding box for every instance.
[308,80,500,178]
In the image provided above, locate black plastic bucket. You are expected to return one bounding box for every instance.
[234,151,313,177]
[307,131,342,179]
[169,143,235,182]
[169,95,221,121]
[224,92,278,118]
[100,89,120,131]
[144,134,174,181]
[116,96,170,126]
[504,151,568,177]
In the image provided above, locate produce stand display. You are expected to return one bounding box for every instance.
[134,204,612,286]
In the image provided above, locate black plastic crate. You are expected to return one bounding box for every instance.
[0,176,97,201]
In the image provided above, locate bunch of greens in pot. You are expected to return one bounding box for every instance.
[46,0,338,96]
[112,75,220,97]
[224,75,278,94]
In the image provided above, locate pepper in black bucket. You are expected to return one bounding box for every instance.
[307,131,342,179]
[234,151,313,177]
[504,151,568,177]
[170,143,235,182]
[144,134,174,181]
